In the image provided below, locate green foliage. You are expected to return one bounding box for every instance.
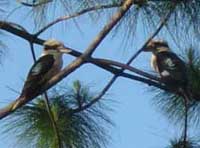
[152,48,200,127]
[166,137,200,148]
[184,49,200,101]
[1,81,113,148]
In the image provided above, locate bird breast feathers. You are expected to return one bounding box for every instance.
[151,54,159,73]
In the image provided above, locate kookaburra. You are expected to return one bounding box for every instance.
[144,40,190,143]
[0,39,72,119]
[20,39,71,98]
[144,40,188,89]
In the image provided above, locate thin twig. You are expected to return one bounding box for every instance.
[29,42,36,61]
[127,3,176,65]
[91,58,160,81]
[19,0,52,7]
[5,85,20,95]
[44,93,62,148]
[180,89,190,148]
[35,2,122,36]
[183,97,188,148]
[120,72,168,91]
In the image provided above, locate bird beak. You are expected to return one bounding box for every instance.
[59,48,72,54]
[143,42,154,52]
[143,46,152,52]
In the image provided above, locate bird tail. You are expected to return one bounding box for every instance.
[0,95,26,120]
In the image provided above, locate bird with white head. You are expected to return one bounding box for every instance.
[144,39,187,88]
[20,39,71,98]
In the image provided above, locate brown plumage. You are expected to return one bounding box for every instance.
[144,40,188,88]
[20,39,71,98]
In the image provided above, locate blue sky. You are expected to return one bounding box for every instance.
[0,2,184,148]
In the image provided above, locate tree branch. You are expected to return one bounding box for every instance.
[90,58,160,81]
[126,3,176,65]
[72,4,176,113]
[83,0,134,56]
[0,21,44,45]
[18,0,53,7]
[0,0,178,119]
[0,21,147,79]
[72,72,176,113]
[120,72,166,90]
[35,2,122,36]
[0,56,85,120]
[0,0,134,120]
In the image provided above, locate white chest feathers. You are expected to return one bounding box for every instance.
[150,54,159,73]
[51,54,63,75]
[45,54,63,79]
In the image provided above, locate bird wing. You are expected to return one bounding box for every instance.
[21,55,55,97]
[28,55,54,76]
[156,51,187,83]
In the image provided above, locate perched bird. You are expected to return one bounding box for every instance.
[20,39,71,99]
[144,40,188,89]
[0,39,72,119]
[144,40,191,144]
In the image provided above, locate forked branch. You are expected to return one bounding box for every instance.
[0,0,134,120]
[73,4,177,113]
